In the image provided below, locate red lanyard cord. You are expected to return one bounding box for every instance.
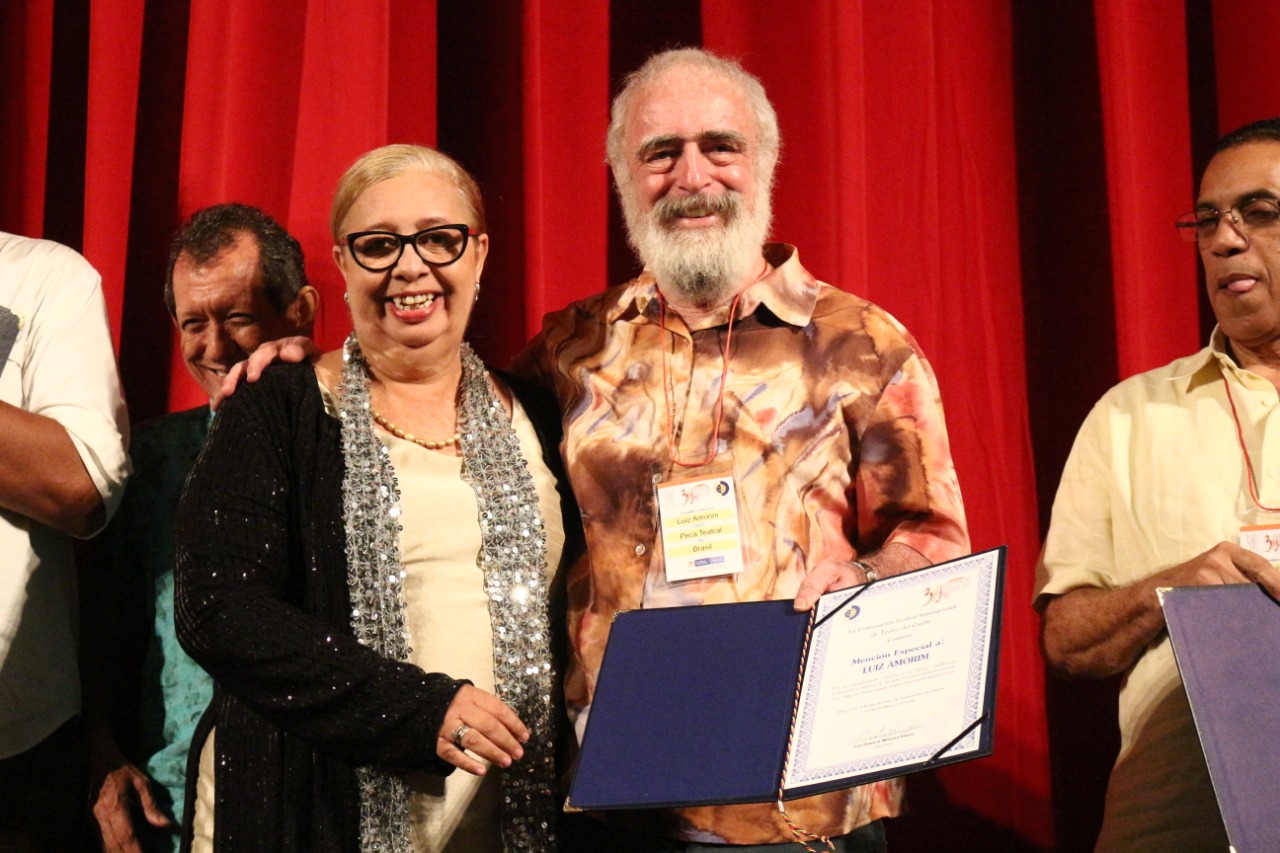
[657,288,745,468]
[1221,371,1280,512]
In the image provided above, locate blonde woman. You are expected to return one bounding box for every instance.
[176,145,575,853]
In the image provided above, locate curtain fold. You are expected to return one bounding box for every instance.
[518,1,610,340]
[1212,2,1280,137]
[83,0,145,346]
[706,3,1049,846]
[1094,0,1199,378]
[287,0,435,350]
[1,0,54,238]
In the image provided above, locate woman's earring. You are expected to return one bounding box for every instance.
[343,292,350,306]
[474,281,481,303]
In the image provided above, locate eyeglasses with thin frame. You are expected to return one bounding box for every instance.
[1175,197,1280,246]
[344,224,480,272]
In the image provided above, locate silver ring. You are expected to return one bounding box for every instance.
[450,723,471,749]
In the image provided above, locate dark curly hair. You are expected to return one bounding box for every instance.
[1215,117,1280,154]
[164,203,307,317]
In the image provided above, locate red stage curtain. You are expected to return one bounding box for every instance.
[1094,0,1200,377]
[9,2,1280,850]
[517,1,611,338]
[83,0,145,346]
[1213,3,1280,136]
[1,0,54,239]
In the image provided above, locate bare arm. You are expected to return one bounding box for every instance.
[0,400,103,535]
[0,238,128,535]
[1041,541,1280,678]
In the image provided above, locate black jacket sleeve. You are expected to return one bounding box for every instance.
[174,364,461,774]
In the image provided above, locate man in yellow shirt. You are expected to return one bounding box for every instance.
[1037,117,1280,852]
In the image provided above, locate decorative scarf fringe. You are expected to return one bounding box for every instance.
[339,336,556,852]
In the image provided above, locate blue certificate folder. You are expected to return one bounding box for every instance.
[567,547,1005,811]
[1161,583,1280,853]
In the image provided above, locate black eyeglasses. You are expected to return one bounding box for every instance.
[1175,198,1280,246]
[344,224,480,272]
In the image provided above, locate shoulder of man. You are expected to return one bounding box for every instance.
[0,231,100,287]
[547,279,637,326]
[801,283,937,367]
[1091,344,1214,410]
[128,406,210,470]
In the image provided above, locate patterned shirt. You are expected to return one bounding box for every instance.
[515,243,969,843]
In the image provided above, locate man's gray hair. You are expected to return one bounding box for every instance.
[606,48,781,181]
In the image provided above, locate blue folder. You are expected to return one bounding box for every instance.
[567,547,1005,811]
[568,598,810,810]
[1162,583,1280,853]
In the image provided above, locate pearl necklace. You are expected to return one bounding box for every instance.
[369,408,461,450]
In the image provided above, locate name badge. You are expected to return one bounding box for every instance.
[1239,524,1280,561]
[655,474,745,582]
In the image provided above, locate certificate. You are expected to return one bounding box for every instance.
[784,549,1002,796]
[566,547,1005,811]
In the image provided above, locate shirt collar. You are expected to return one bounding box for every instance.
[604,243,821,329]
[1176,326,1272,393]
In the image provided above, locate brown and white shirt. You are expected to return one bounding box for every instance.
[515,243,969,844]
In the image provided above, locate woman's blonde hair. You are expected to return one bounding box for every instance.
[329,144,487,241]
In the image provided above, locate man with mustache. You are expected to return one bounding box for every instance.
[516,48,969,851]
[83,203,316,852]
[1036,118,1280,851]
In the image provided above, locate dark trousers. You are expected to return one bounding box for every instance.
[0,718,94,853]
[562,814,888,853]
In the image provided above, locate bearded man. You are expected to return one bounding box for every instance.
[515,48,969,852]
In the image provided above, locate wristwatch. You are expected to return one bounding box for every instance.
[852,560,879,583]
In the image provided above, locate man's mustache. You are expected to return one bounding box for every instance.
[654,192,742,226]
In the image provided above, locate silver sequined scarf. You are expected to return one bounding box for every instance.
[339,334,558,853]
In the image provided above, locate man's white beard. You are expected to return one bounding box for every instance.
[623,188,771,308]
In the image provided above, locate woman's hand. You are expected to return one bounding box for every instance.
[437,684,529,776]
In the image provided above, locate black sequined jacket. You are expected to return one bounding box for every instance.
[174,362,578,852]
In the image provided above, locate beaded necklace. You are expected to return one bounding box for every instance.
[369,407,461,450]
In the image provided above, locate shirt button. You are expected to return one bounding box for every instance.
[635,543,647,556]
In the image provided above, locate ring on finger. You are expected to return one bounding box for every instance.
[450,723,471,750]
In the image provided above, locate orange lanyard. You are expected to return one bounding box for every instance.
[657,288,745,468]
[1221,371,1280,512]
